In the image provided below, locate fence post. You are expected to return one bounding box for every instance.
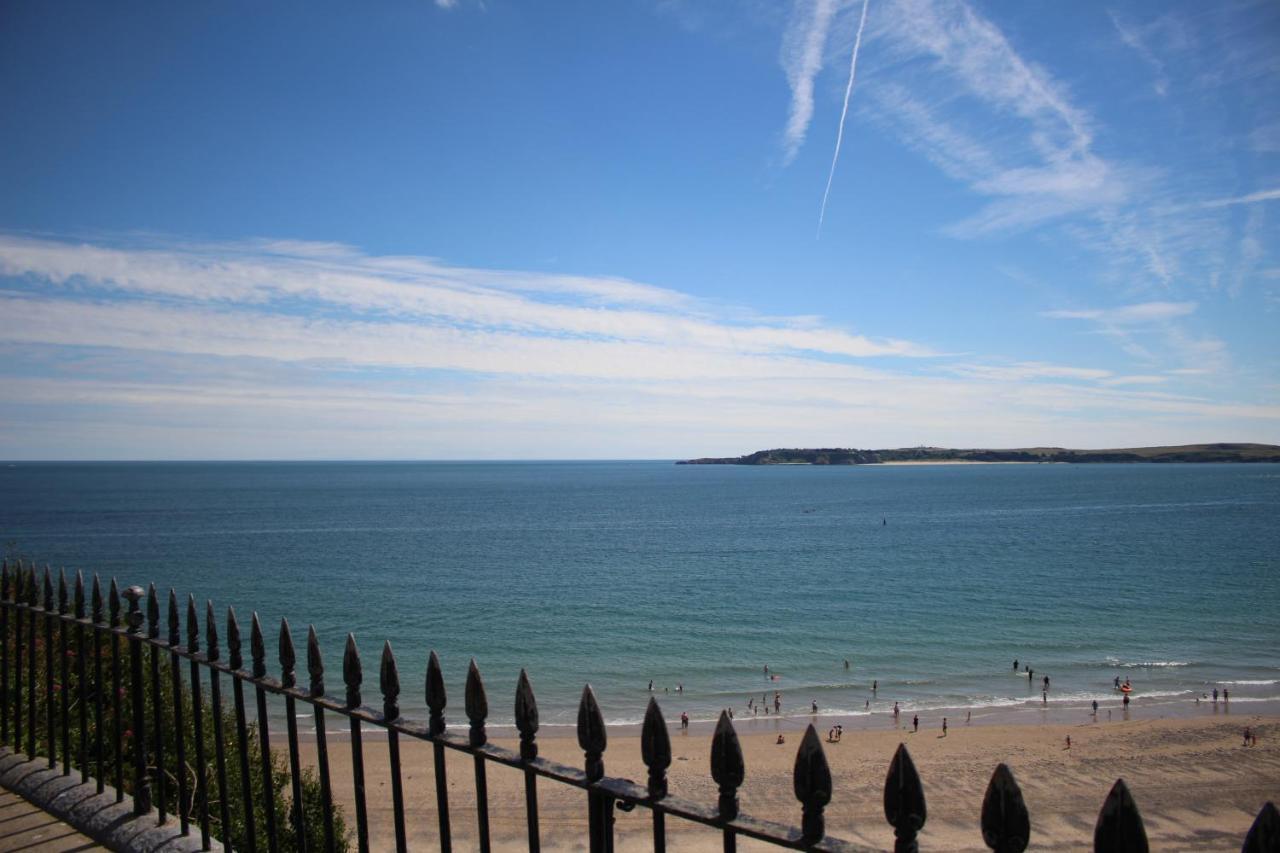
[640,698,671,851]
[884,743,925,852]
[123,585,151,816]
[981,763,1029,852]
[1094,779,1147,853]
[1,561,10,746]
[793,725,831,848]
[464,659,492,853]
[577,685,610,853]
[514,669,541,853]
[425,650,452,853]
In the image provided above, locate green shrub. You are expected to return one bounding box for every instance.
[1,562,350,852]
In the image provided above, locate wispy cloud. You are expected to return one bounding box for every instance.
[1,232,1272,457]
[0,234,935,381]
[780,0,840,164]
[1042,300,1231,375]
[850,0,1278,304]
[1194,187,1280,210]
[862,0,1113,238]
[1042,301,1197,324]
[1109,10,1169,96]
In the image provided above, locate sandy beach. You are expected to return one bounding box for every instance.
[297,713,1279,851]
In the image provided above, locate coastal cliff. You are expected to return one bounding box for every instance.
[677,443,1280,465]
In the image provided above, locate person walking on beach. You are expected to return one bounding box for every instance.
[1244,726,1252,746]
[942,717,947,737]
[912,714,919,733]
[1065,735,1071,750]
[1223,688,1229,702]
[1092,700,1099,715]
[966,710,971,723]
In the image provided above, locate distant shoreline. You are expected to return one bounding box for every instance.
[679,442,1280,465]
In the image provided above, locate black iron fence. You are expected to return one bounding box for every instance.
[0,559,1276,853]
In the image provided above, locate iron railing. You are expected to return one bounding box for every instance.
[0,559,1276,853]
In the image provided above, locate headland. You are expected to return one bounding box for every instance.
[678,443,1280,465]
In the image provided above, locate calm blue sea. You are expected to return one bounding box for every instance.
[2,461,1278,730]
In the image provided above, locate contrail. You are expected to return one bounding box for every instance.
[817,0,870,237]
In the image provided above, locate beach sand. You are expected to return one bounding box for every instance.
[298,713,1279,851]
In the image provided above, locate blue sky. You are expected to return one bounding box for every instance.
[1,0,1277,459]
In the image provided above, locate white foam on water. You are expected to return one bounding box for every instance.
[1219,679,1278,685]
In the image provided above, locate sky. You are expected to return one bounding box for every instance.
[0,0,1277,459]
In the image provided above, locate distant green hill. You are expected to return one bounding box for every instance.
[677,443,1280,465]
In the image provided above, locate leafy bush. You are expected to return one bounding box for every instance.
[1,562,349,852]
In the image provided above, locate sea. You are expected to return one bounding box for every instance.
[2,461,1278,734]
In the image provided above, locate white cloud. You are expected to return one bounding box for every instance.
[1109,10,1169,97]
[860,0,1120,239]
[780,0,841,164]
[1,233,1274,457]
[1042,301,1197,325]
[1195,188,1280,210]
[0,234,931,361]
[948,361,1112,383]
[1099,375,1168,387]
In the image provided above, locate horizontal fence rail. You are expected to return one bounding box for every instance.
[1,559,1277,853]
